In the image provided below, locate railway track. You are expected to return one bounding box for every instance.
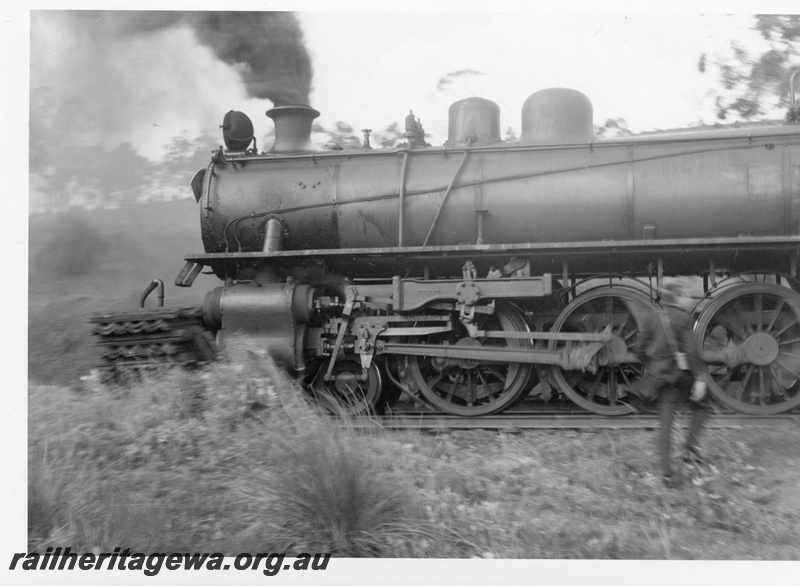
[355,410,799,431]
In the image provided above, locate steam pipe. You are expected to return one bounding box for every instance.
[140,279,165,307]
[422,150,471,247]
[263,218,285,253]
[398,151,410,246]
[256,218,285,284]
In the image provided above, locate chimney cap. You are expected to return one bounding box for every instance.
[265,104,321,154]
[266,105,320,119]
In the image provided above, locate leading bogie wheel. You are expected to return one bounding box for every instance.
[311,356,383,416]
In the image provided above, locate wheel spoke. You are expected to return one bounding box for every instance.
[739,365,755,400]
[466,371,476,405]
[426,369,448,392]
[714,308,749,341]
[476,369,491,396]
[766,298,786,331]
[567,306,591,333]
[618,310,631,333]
[445,379,456,402]
[585,369,603,402]
[578,300,601,332]
[608,367,618,405]
[775,357,800,379]
[754,293,763,330]
[482,364,506,381]
[774,318,800,340]
[767,365,789,400]
[618,366,632,387]
[732,299,752,330]
[715,367,734,388]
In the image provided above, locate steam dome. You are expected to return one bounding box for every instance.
[520,88,594,144]
[447,97,501,145]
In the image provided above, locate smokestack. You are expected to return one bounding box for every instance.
[266,105,320,153]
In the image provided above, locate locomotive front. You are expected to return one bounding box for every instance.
[96,72,800,418]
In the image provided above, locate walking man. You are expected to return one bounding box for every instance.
[632,281,711,487]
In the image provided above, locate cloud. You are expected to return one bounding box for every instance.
[436,69,484,92]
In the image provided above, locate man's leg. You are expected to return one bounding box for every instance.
[676,372,710,459]
[658,385,679,478]
[685,398,710,459]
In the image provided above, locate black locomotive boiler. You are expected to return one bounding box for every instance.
[93,73,800,417]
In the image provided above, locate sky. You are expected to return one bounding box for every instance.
[22,9,775,158]
[303,12,760,139]
[13,3,800,212]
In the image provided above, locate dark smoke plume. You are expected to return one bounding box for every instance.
[72,11,313,105]
[30,10,314,209]
[189,12,312,105]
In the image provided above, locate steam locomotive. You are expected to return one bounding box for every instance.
[92,73,800,416]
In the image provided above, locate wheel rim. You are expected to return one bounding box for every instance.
[549,287,656,415]
[407,302,534,416]
[312,356,383,416]
[695,283,800,415]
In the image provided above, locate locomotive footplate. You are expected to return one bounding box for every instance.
[179,235,800,283]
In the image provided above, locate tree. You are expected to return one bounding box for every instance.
[373,123,404,149]
[312,121,361,150]
[704,15,800,121]
[595,118,633,138]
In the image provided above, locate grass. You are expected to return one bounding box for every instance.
[28,354,800,558]
[28,349,452,556]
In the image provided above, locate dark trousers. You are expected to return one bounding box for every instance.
[658,372,710,476]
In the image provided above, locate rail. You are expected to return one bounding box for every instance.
[343,411,799,431]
